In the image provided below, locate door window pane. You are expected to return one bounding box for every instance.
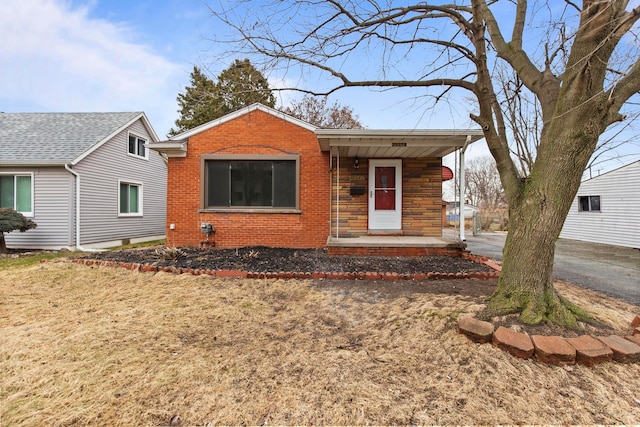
[374,167,396,210]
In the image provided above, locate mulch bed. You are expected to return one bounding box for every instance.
[79,246,494,275]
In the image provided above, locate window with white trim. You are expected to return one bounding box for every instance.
[202,155,299,210]
[119,181,142,216]
[578,195,600,212]
[0,173,33,216]
[128,133,147,159]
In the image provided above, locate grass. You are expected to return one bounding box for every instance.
[0,251,79,269]
[1,261,639,425]
[0,239,164,270]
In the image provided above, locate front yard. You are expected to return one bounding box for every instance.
[1,261,639,425]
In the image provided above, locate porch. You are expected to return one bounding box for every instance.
[326,233,466,256]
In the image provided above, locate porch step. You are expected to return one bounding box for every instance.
[326,235,465,256]
[327,246,465,256]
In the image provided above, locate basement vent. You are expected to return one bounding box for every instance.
[392,142,407,147]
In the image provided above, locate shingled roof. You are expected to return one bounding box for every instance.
[0,112,154,165]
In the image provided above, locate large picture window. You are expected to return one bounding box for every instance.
[203,156,299,209]
[0,174,33,216]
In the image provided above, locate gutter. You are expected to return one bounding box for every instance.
[65,164,102,252]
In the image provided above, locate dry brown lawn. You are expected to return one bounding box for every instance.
[1,261,639,426]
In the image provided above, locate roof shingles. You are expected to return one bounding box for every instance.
[0,112,142,164]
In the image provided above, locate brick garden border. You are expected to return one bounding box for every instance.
[458,315,640,367]
[66,256,500,281]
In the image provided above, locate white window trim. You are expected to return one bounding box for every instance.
[0,172,34,217]
[118,179,143,217]
[127,131,149,160]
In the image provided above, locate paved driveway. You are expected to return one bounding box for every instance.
[463,231,640,306]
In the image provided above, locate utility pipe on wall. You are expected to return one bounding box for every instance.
[65,164,100,252]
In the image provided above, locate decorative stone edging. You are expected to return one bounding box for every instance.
[458,316,640,367]
[66,257,501,280]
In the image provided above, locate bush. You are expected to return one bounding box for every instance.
[0,208,37,254]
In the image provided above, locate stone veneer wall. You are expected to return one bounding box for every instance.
[330,157,443,237]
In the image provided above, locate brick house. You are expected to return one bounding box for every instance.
[148,103,483,255]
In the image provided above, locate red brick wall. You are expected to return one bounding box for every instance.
[330,157,443,236]
[166,110,330,248]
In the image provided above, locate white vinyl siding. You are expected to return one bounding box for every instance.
[74,119,166,245]
[560,161,640,249]
[3,168,75,249]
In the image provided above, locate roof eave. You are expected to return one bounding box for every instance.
[315,129,485,157]
[146,140,188,158]
[0,160,70,167]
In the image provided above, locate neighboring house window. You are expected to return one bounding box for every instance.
[0,173,33,216]
[578,195,600,212]
[119,181,143,216]
[128,133,147,159]
[202,155,299,209]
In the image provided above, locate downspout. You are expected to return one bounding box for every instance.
[459,135,472,242]
[65,164,101,252]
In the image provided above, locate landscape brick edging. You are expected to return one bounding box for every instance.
[458,316,640,367]
[65,257,501,280]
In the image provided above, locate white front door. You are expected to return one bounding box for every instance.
[368,159,402,231]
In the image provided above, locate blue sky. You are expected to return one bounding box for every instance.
[0,0,480,140]
[0,0,637,175]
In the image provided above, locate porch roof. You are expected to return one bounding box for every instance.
[316,129,484,158]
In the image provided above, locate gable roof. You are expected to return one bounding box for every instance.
[0,112,159,166]
[580,159,640,183]
[168,103,318,140]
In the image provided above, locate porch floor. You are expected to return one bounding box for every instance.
[327,235,463,248]
[326,232,468,257]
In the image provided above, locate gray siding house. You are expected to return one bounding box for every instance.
[0,112,167,250]
[560,160,640,249]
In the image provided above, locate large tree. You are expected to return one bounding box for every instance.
[169,60,276,136]
[169,66,217,136]
[210,0,640,327]
[283,95,364,128]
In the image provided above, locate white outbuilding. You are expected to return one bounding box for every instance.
[560,160,640,249]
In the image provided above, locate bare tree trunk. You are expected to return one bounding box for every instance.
[486,108,604,327]
[0,233,7,254]
[487,199,591,327]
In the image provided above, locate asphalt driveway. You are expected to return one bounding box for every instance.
[463,231,640,306]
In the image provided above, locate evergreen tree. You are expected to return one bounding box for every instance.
[215,59,276,114]
[168,66,217,136]
[0,208,37,254]
[169,60,275,136]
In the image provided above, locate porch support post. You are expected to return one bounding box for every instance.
[459,135,472,241]
[335,148,340,238]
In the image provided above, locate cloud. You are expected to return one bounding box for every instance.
[0,0,184,137]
